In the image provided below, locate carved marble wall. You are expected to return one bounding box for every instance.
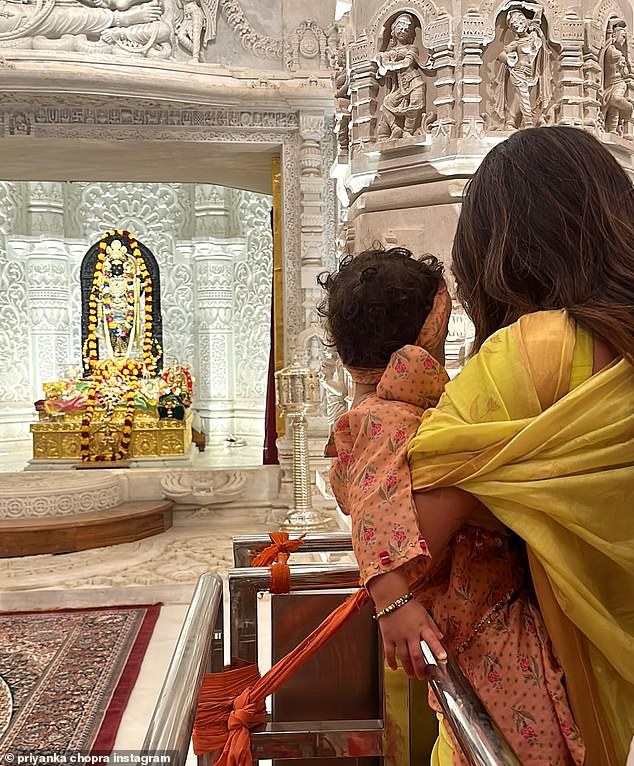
[332,0,634,374]
[0,181,274,443]
[0,183,30,442]
[0,0,345,471]
[0,0,339,71]
[335,0,634,204]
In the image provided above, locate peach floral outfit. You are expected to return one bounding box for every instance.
[330,344,584,766]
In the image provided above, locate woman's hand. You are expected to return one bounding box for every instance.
[378,597,446,681]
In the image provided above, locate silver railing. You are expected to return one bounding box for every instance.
[422,640,521,766]
[140,553,521,766]
[230,536,521,765]
[141,572,223,764]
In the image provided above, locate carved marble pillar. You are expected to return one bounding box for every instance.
[27,182,64,238]
[460,12,487,138]
[348,34,378,151]
[558,14,585,126]
[24,243,71,400]
[194,184,230,238]
[426,17,456,137]
[298,113,325,267]
[192,243,238,439]
[24,182,71,399]
[191,184,235,438]
[583,25,603,130]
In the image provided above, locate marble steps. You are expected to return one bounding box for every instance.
[0,500,173,558]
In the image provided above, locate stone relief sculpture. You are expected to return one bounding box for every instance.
[599,18,634,135]
[320,348,350,430]
[0,0,159,48]
[0,0,218,57]
[219,0,282,60]
[100,0,217,58]
[161,470,247,506]
[0,0,334,68]
[285,19,337,71]
[178,0,217,60]
[305,334,325,375]
[373,12,431,140]
[490,7,554,130]
[333,44,351,153]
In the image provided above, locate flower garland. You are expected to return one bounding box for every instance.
[80,359,141,463]
[83,229,160,376]
[80,230,161,462]
[128,232,160,374]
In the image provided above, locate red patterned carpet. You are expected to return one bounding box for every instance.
[0,604,160,755]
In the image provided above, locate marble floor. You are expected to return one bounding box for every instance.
[0,444,345,759]
[0,439,268,473]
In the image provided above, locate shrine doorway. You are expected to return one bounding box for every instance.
[0,122,300,461]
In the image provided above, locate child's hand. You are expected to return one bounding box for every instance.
[367,569,446,681]
[379,598,445,681]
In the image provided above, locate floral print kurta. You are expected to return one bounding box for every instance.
[330,345,447,584]
[329,344,585,765]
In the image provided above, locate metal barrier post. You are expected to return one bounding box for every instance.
[421,640,522,766]
[141,572,223,764]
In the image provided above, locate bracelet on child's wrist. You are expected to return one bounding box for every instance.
[372,591,414,620]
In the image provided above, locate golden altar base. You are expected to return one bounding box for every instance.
[30,409,193,460]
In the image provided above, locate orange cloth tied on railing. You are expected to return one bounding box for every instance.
[249,532,305,594]
[192,587,369,766]
[192,660,263,755]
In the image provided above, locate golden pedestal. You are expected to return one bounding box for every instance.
[30,409,193,460]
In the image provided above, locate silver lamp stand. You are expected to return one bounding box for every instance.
[275,360,334,531]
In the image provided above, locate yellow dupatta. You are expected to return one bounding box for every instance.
[408,310,634,764]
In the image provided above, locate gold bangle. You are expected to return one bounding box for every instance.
[372,591,414,620]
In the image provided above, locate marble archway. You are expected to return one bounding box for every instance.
[0,94,336,448]
[0,96,305,357]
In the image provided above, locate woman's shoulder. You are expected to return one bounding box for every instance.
[474,310,574,360]
[470,310,578,409]
[482,309,570,344]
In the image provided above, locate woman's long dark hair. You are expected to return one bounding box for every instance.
[452,126,634,363]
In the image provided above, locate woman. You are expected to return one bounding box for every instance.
[369,126,634,764]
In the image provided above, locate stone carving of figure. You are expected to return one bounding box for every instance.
[176,0,217,60]
[0,0,217,58]
[492,8,553,130]
[102,0,217,58]
[600,19,634,135]
[333,44,351,153]
[306,335,324,374]
[374,12,429,140]
[0,0,162,45]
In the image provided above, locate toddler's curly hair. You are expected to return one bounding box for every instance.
[317,247,444,369]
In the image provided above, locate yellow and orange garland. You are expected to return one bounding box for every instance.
[83,229,159,375]
[80,230,159,463]
[80,359,142,463]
